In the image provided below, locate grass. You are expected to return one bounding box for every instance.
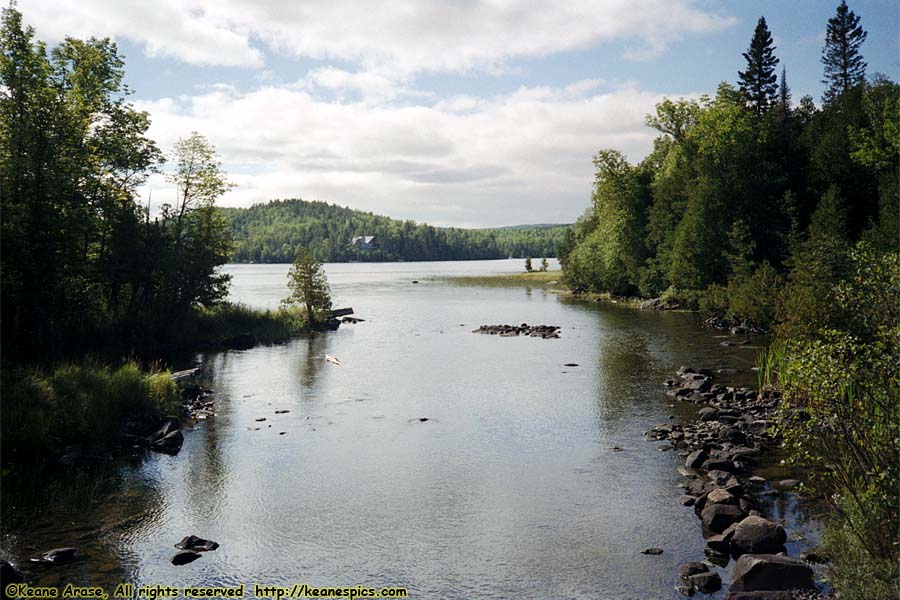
[445,269,564,288]
[1,361,179,462]
[185,302,311,346]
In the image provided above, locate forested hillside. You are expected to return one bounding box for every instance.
[222,199,570,262]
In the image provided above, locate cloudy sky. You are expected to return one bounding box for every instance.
[20,0,900,227]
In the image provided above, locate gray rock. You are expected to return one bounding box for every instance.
[150,430,184,455]
[175,535,219,552]
[686,449,709,469]
[688,571,722,594]
[679,561,710,579]
[641,547,664,555]
[730,554,815,592]
[701,503,746,534]
[730,517,787,556]
[698,407,719,422]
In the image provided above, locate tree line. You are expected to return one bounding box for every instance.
[0,5,234,360]
[560,3,898,596]
[223,199,570,263]
[560,3,896,327]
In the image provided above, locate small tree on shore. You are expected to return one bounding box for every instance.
[524,257,533,272]
[539,257,549,271]
[282,250,332,323]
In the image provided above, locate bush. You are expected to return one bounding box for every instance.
[773,244,899,597]
[727,261,782,329]
[1,362,179,461]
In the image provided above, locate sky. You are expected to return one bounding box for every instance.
[19,0,900,227]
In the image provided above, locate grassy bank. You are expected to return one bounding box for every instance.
[1,362,179,463]
[180,303,313,347]
[445,269,563,288]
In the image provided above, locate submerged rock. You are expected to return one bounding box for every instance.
[150,430,184,455]
[171,551,202,566]
[38,547,77,564]
[641,547,664,555]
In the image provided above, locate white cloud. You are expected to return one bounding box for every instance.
[136,81,680,227]
[21,0,736,73]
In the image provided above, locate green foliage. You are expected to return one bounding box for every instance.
[223,199,570,263]
[524,257,533,272]
[539,258,549,272]
[283,251,333,323]
[727,261,782,328]
[774,243,899,596]
[1,362,179,460]
[190,303,310,344]
[738,16,780,115]
[0,7,233,361]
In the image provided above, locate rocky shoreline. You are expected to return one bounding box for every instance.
[472,323,561,339]
[646,367,828,599]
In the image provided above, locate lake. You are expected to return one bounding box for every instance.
[2,260,821,599]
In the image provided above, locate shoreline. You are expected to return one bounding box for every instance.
[648,366,829,598]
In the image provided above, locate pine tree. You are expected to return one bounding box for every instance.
[539,257,549,272]
[524,257,533,272]
[822,0,867,103]
[779,67,791,113]
[738,17,779,115]
[283,250,332,323]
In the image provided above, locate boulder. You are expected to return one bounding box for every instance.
[718,426,748,445]
[702,459,739,473]
[706,534,730,554]
[1,560,24,596]
[171,551,202,566]
[175,535,219,552]
[706,488,738,506]
[729,554,815,592]
[698,407,718,422]
[685,449,709,469]
[641,548,664,555]
[730,517,786,556]
[678,562,710,579]
[150,430,184,455]
[701,503,746,534]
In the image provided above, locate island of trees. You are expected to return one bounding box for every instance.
[223,199,569,263]
[559,3,897,597]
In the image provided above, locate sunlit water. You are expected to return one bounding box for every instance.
[2,260,823,599]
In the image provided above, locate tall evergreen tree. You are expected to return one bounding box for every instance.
[822,0,867,103]
[738,17,779,115]
[779,67,792,112]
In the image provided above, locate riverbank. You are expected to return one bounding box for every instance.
[649,366,830,598]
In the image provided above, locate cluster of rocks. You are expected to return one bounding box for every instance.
[640,297,680,311]
[172,535,219,566]
[472,323,561,339]
[702,317,767,335]
[122,383,216,457]
[647,366,821,598]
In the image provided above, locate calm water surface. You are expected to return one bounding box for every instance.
[2,260,821,599]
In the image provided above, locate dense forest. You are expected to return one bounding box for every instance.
[561,4,898,598]
[223,199,569,262]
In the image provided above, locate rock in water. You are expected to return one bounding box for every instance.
[175,535,219,552]
[701,503,745,534]
[730,554,815,592]
[730,516,787,556]
[171,551,202,566]
[41,547,77,564]
[641,548,664,555]
[687,571,721,594]
[150,430,184,455]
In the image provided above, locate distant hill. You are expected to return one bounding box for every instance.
[221,199,571,263]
